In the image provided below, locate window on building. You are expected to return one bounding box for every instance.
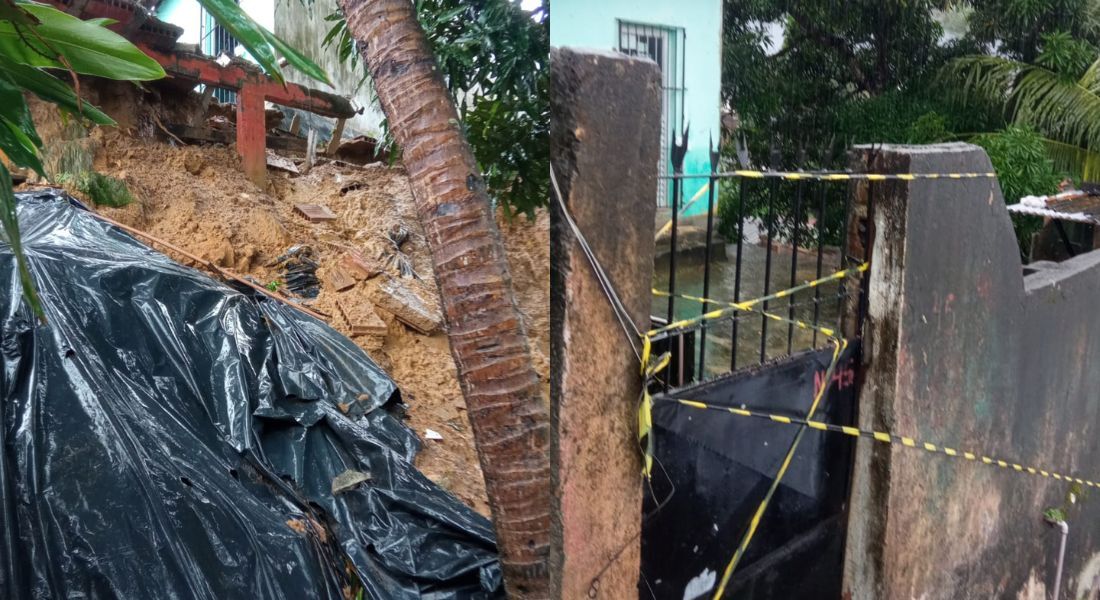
[200,4,239,103]
[617,21,686,208]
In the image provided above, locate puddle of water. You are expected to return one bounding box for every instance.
[653,240,846,379]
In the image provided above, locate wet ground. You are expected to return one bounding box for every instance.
[652,226,846,380]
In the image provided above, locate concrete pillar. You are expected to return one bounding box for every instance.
[549,47,661,599]
[236,84,266,187]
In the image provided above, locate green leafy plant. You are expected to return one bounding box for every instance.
[1044,506,1066,523]
[1044,481,1088,524]
[323,0,548,217]
[196,0,329,86]
[76,172,134,207]
[0,0,329,320]
[942,41,1100,181]
[973,126,1066,257]
[41,120,132,207]
[265,280,281,292]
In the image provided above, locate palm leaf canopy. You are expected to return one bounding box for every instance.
[944,55,1100,180]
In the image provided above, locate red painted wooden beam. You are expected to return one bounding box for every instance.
[135,45,356,187]
[236,84,267,185]
[137,45,355,118]
[43,0,355,187]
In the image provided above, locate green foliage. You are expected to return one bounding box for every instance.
[42,120,131,207]
[67,171,133,207]
[325,0,549,217]
[0,77,45,177]
[723,0,950,166]
[1044,481,1088,523]
[0,0,321,319]
[943,53,1100,180]
[973,126,1064,255]
[974,126,1064,203]
[720,0,1100,260]
[0,162,43,319]
[717,177,848,248]
[0,3,164,80]
[1037,30,1098,77]
[0,0,163,318]
[418,0,547,218]
[965,0,1100,62]
[265,280,281,292]
[831,92,955,147]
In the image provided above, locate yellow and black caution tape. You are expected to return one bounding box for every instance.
[709,337,845,599]
[656,182,711,239]
[655,169,996,241]
[639,265,862,475]
[641,264,866,596]
[697,170,996,181]
[662,398,1100,489]
[648,262,868,338]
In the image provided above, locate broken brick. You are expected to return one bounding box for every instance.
[342,250,382,279]
[293,203,337,222]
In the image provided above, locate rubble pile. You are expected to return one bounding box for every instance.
[20,91,550,516]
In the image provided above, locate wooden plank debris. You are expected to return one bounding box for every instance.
[326,117,346,156]
[293,203,337,222]
[369,277,443,335]
[266,150,300,174]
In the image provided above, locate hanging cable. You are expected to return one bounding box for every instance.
[550,163,643,360]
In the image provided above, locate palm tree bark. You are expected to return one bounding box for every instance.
[335,0,550,596]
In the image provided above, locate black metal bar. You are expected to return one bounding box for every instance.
[838,180,854,333]
[1054,220,1077,257]
[760,178,777,363]
[666,129,687,389]
[667,176,679,327]
[786,180,803,354]
[856,180,875,335]
[698,142,718,379]
[731,178,746,371]
[812,182,827,347]
[673,28,682,135]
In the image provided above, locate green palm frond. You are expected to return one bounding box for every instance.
[1079,58,1100,95]
[942,55,1023,107]
[1041,137,1100,182]
[1012,66,1100,152]
[944,55,1100,154]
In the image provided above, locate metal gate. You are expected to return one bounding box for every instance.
[641,145,876,599]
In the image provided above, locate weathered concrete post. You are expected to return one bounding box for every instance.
[550,47,661,598]
[843,143,1100,599]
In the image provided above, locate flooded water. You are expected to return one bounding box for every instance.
[652,238,846,380]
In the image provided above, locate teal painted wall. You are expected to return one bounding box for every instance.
[551,0,722,216]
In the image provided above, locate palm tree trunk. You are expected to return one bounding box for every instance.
[335,0,550,596]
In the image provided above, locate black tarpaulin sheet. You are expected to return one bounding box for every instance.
[641,342,859,600]
[0,189,502,599]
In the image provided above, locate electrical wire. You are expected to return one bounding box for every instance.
[550,163,643,360]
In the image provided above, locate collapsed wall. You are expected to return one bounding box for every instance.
[844,143,1100,599]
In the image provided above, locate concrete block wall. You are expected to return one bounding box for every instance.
[844,143,1100,599]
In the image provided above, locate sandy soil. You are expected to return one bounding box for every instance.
[22,91,549,517]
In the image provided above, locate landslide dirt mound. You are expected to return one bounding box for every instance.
[21,92,550,517]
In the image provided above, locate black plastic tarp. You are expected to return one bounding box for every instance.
[641,342,860,600]
[0,190,502,599]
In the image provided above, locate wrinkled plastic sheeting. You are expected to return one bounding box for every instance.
[0,190,502,599]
